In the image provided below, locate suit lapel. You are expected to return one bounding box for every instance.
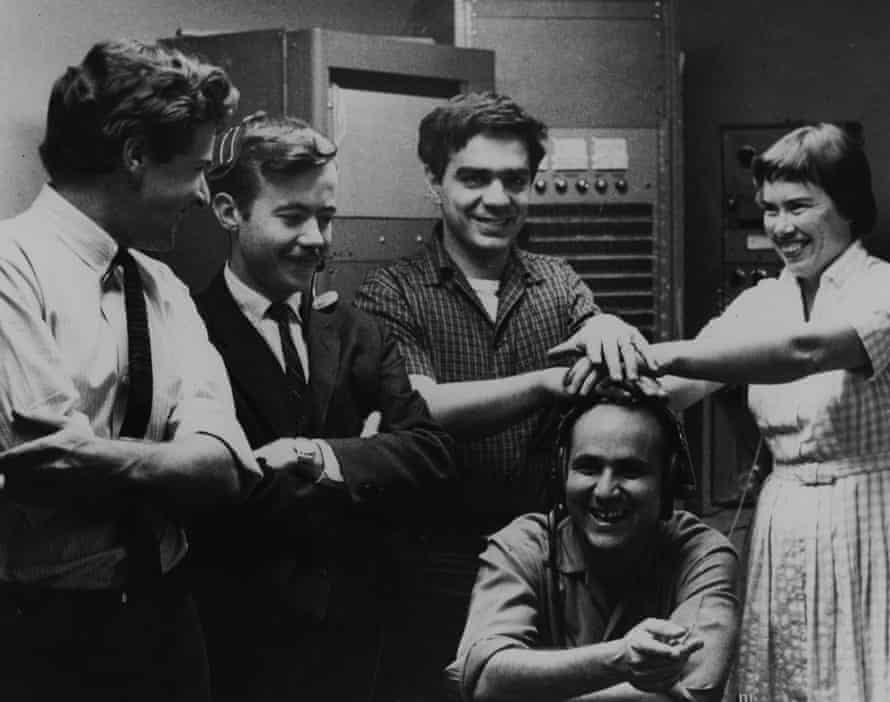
[199,273,300,439]
[306,306,340,431]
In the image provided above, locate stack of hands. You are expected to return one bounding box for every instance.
[546,313,664,399]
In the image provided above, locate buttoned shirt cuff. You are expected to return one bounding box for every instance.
[314,439,343,483]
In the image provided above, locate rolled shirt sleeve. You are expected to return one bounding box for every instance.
[448,525,546,701]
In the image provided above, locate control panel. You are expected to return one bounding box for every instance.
[719,126,788,308]
[531,128,657,205]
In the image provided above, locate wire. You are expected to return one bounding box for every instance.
[727,436,763,540]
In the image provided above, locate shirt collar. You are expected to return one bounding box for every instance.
[422,221,543,287]
[820,239,867,287]
[554,514,658,578]
[34,184,119,275]
[777,239,867,290]
[224,263,302,326]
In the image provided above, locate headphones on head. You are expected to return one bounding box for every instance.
[551,375,696,522]
[545,375,696,647]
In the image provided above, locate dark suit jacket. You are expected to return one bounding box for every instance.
[188,272,455,700]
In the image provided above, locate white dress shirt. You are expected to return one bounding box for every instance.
[0,184,260,587]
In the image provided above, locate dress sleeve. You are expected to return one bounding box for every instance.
[354,267,437,378]
[665,514,741,702]
[447,519,548,701]
[840,262,890,380]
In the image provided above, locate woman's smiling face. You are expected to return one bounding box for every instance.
[760,179,853,282]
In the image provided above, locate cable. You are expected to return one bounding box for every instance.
[726,436,763,540]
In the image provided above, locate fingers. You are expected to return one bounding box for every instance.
[563,358,591,395]
[619,337,639,379]
[546,339,579,359]
[640,618,688,640]
[632,331,658,371]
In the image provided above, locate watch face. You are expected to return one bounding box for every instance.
[293,444,316,464]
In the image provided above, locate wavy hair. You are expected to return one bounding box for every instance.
[39,39,239,183]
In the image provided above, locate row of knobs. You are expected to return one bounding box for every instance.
[534,176,629,195]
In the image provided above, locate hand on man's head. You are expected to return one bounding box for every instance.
[547,313,655,381]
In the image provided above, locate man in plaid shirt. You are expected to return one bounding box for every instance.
[355,92,651,700]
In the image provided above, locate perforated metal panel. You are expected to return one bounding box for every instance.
[523,202,657,336]
[456,0,681,342]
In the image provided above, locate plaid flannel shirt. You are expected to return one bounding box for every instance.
[355,226,598,525]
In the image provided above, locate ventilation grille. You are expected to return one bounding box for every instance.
[523,202,656,338]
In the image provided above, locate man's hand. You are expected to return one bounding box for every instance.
[254,437,323,483]
[548,314,654,381]
[614,618,703,693]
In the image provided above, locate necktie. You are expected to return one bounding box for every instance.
[267,301,308,401]
[115,248,153,438]
[113,247,161,581]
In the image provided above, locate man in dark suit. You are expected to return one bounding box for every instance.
[188,113,455,702]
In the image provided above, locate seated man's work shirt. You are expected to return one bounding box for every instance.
[449,511,740,701]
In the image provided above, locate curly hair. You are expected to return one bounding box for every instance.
[752,123,877,238]
[417,91,547,181]
[207,114,337,217]
[39,39,239,183]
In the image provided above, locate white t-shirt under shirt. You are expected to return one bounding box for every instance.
[467,278,500,322]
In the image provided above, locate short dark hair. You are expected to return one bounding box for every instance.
[555,378,695,521]
[208,114,337,216]
[752,123,877,238]
[418,91,547,181]
[39,39,239,184]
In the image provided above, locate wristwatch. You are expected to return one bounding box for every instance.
[292,438,325,483]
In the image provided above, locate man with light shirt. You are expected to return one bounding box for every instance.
[0,39,259,702]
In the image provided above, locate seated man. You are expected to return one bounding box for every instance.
[356,91,651,697]
[188,113,455,701]
[448,378,740,702]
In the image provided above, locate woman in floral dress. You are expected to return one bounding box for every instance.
[651,123,890,701]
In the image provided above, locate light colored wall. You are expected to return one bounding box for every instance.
[0,0,416,218]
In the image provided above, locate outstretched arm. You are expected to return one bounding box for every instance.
[651,318,868,384]
[410,364,587,440]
